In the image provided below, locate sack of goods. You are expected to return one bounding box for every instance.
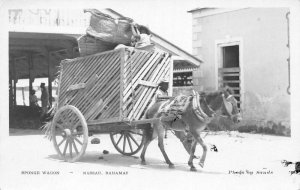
[84,9,137,45]
[77,34,117,57]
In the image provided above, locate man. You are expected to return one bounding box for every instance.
[29,89,39,108]
[155,79,171,101]
[40,83,49,118]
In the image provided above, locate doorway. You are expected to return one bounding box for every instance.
[218,44,241,109]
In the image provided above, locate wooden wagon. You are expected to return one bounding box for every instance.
[51,48,173,162]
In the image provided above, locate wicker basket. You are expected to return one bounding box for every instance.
[77,35,117,57]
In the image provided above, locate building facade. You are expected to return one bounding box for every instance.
[189,8,290,130]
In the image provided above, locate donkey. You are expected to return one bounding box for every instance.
[140,87,242,171]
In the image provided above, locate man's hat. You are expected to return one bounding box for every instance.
[159,79,169,84]
[40,83,45,87]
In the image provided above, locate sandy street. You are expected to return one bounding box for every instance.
[0,129,299,190]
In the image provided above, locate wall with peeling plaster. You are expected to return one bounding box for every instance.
[191,8,290,132]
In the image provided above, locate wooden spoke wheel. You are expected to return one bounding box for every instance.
[51,105,88,162]
[110,129,145,156]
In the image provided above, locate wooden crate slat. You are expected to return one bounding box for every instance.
[123,52,150,81]
[87,75,121,119]
[66,74,99,107]
[89,82,121,120]
[100,94,120,119]
[122,51,161,99]
[71,55,120,109]
[56,48,173,126]
[133,60,171,119]
[129,58,170,119]
[62,53,120,110]
[122,52,162,102]
[60,55,100,96]
[123,53,163,111]
[58,54,111,106]
[135,65,171,120]
[131,55,170,118]
[76,62,120,115]
[84,98,104,120]
[62,51,115,96]
[122,54,169,116]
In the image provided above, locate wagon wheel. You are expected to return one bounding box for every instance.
[110,129,145,156]
[51,105,88,162]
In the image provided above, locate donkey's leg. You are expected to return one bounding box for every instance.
[155,122,174,168]
[140,124,156,165]
[188,140,198,171]
[140,137,152,165]
[192,134,207,168]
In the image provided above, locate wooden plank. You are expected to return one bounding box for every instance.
[122,53,162,102]
[130,59,170,120]
[218,67,240,73]
[123,51,149,75]
[134,61,170,119]
[125,53,159,115]
[66,83,86,91]
[59,56,99,105]
[132,56,170,117]
[123,55,168,117]
[88,78,121,120]
[138,80,158,88]
[119,48,125,120]
[219,73,240,77]
[78,57,120,109]
[101,95,120,119]
[219,80,240,83]
[89,84,121,120]
[66,53,120,110]
[60,55,98,92]
[85,99,103,120]
[123,51,161,99]
[87,117,122,126]
[131,55,170,118]
[59,52,114,102]
[80,72,120,116]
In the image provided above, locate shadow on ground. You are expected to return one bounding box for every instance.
[9,128,44,136]
[46,152,224,174]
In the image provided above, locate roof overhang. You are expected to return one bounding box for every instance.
[188,8,247,18]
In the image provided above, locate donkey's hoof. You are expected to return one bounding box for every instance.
[190,167,197,172]
[199,162,204,168]
[141,161,146,165]
[169,164,175,169]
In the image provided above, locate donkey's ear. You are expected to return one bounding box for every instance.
[223,85,234,95]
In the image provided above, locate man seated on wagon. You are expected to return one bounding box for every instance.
[155,79,172,101]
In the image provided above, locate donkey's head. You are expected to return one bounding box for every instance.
[204,87,242,123]
[220,87,242,123]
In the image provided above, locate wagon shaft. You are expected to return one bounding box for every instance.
[57,48,172,125]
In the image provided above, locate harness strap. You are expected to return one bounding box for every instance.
[192,90,211,122]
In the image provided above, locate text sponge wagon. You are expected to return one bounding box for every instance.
[51,48,173,162]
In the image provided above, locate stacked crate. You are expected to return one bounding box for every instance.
[57,48,172,124]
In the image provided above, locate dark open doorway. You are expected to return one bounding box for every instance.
[219,45,241,108]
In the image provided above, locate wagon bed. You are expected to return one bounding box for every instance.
[51,48,173,162]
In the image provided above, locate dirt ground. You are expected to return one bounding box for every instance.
[0,129,299,190]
